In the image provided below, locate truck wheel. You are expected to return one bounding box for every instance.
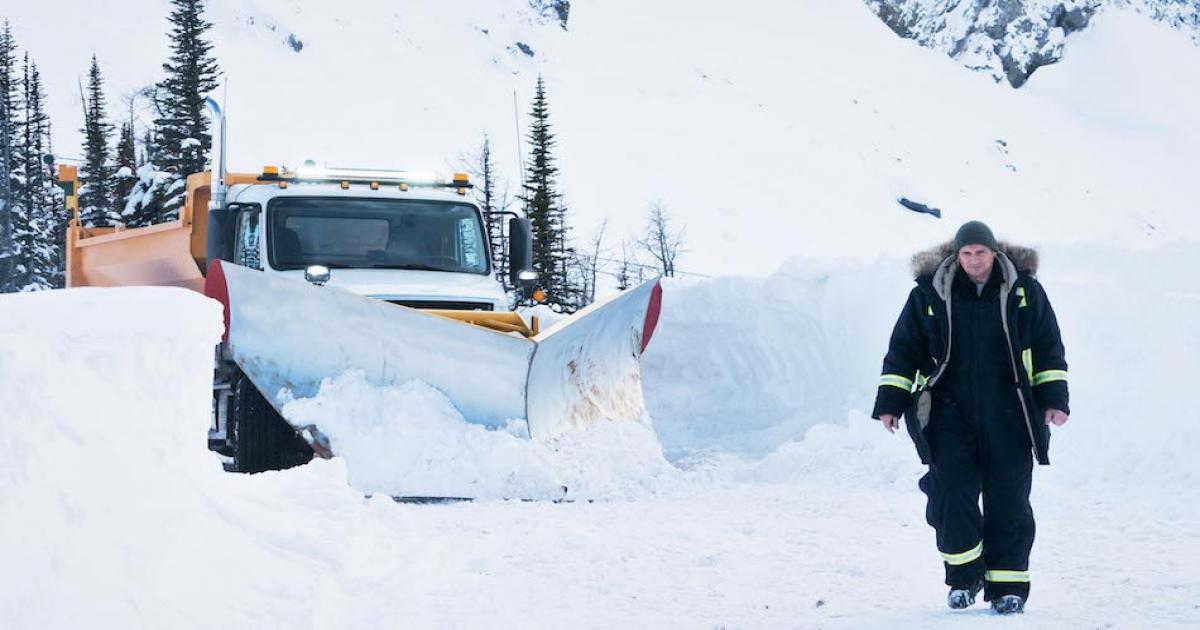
[226,369,314,473]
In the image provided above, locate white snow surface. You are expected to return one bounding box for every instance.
[3,0,1200,626]
[2,242,1199,628]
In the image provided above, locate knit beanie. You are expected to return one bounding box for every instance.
[954,220,997,251]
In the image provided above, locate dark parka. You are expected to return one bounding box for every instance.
[872,241,1069,465]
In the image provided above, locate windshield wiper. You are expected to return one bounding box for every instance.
[369,263,455,272]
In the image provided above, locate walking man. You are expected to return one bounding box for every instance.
[872,221,1070,615]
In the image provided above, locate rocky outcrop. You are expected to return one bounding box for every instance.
[1115,0,1200,43]
[865,0,1101,87]
[866,1,1200,87]
[529,0,571,30]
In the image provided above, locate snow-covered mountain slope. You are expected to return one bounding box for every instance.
[7,0,1200,278]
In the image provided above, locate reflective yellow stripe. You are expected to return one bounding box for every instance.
[926,305,934,316]
[941,541,983,566]
[915,371,928,389]
[1021,349,1033,382]
[879,374,914,391]
[1033,370,1068,386]
[986,570,1030,583]
[1016,286,1028,307]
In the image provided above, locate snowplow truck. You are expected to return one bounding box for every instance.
[63,100,663,479]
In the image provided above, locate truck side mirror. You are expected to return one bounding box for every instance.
[207,207,237,268]
[508,217,537,290]
[206,203,261,272]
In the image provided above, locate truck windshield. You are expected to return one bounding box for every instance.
[268,197,489,275]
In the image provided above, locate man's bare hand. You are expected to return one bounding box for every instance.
[1044,409,1069,426]
[880,414,900,433]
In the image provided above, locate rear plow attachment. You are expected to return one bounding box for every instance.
[204,261,663,499]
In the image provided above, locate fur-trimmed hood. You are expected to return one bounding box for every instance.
[911,240,1039,279]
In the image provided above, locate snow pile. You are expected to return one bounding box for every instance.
[281,370,684,501]
[643,259,909,459]
[0,288,381,627]
[644,242,1200,490]
[0,288,231,626]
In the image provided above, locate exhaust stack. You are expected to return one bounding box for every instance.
[205,96,227,211]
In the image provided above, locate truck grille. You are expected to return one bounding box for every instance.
[385,300,494,311]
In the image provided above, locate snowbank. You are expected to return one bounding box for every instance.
[0,288,360,628]
[643,242,1200,489]
[0,288,218,626]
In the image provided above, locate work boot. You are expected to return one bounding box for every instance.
[991,594,1025,615]
[947,576,985,610]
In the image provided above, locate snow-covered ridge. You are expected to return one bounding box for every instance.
[865,0,1199,86]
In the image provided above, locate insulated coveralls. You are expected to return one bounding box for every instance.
[872,249,1069,603]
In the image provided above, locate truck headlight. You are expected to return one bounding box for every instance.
[305,265,331,286]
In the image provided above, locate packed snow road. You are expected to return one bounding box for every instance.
[2,244,1198,628]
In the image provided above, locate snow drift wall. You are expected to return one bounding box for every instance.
[0,288,375,628]
[0,288,222,626]
[643,243,1200,488]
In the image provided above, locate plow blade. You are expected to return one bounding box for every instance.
[527,278,663,437]
[204,261,662,445]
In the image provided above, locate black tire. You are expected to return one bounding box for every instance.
[226,369,314,473]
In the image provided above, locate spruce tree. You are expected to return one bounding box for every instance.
[12,57,62,290]
[122,166,171,228]
[521,76,578,311]
[140,127,154,166]
[79,54,116,226]
[0,21,20,290]
[11,54,37,288]
[153,0,220,218]
[112,119,137,216]
[122,123,169,228]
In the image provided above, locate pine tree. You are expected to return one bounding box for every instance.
[122,165,171,228]
[521,76,578,311]
[79,54,116,226]
[112,119,137,216]
[12,56,62,290]
[153,0,220,219]
[139,127,154,166]
[0,21,20,290]
[11,54,38,289]
[122,121,169,228]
